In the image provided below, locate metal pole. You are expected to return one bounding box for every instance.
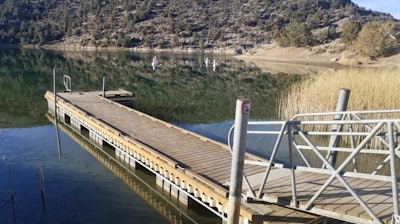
[53,68,57,115]
[327,88,350,168]
[388,122,399,216]
[53,68,62,158]
[287,124,298,208]
[102,76,106,97]
[227,99,250,224]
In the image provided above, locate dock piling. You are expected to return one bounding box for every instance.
[326,88,350,168]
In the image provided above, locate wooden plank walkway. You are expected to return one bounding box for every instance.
[253,170,398,224]
[53,91,266,184]
[44,89,400,223]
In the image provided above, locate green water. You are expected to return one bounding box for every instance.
[0,48,300,223]
[0,48,301,127]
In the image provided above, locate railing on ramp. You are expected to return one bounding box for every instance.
[229,109,400,224]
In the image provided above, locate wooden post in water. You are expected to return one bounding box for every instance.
[39,166,46,211]
[227,99,250,224]
[327,88,350,168]
[39,166,45,192]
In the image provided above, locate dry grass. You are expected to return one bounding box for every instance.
[279,67,400,173]
[279,67,400,119]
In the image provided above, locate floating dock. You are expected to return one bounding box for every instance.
[44,89,320,223]
[45,89,400,224]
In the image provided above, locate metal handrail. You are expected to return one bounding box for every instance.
[232,109,400,224]
[291,109,400,121]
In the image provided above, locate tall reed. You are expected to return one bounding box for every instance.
[279,67,400,173]
[279,67,400,119]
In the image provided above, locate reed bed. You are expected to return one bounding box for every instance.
[279,67,400,119]
[279,67,400,173]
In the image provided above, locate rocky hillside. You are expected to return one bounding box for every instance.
[0,0,396,53]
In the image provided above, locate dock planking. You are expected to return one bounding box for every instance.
[46,89,399,223]
[45,90,322,223]
[256,170,398,223]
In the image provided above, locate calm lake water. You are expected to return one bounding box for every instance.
[0,48,302,223]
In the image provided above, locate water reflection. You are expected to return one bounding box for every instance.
[0,48,303,223]
[49,115,219,224]
[0,125,170,224]
[0,48,301,127]
[180,121,302,166]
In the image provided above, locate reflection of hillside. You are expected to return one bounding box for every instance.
[0,49,53,127]
[0,49,298,127]
[50,116,218,224]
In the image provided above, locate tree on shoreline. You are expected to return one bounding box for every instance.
[356,21,400,58]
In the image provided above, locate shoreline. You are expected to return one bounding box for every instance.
[235,43,400,74]
[235,46,346,74]
[14,43,400,74]
[235,54,347,74]
[22,43,237,55]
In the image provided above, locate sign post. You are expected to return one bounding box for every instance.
[227,98,250,224]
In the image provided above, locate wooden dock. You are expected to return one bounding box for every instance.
[44,89,399,224]
[253,170,398,224]
[49,114,207,223]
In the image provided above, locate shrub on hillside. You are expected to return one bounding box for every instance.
[276,22,313,47]
[341,21,361,44]
[355,21,399,58]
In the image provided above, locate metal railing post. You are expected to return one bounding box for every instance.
[287,124,298,208]
[62,75,71,93]
[227,99,250,224]
[256,123,287,198]
[388,122,399,216]
[53,68,57,114]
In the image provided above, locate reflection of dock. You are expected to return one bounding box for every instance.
[44,89,319,223]
[48,114,198,224]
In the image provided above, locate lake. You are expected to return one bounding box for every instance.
[0,48,301,223]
